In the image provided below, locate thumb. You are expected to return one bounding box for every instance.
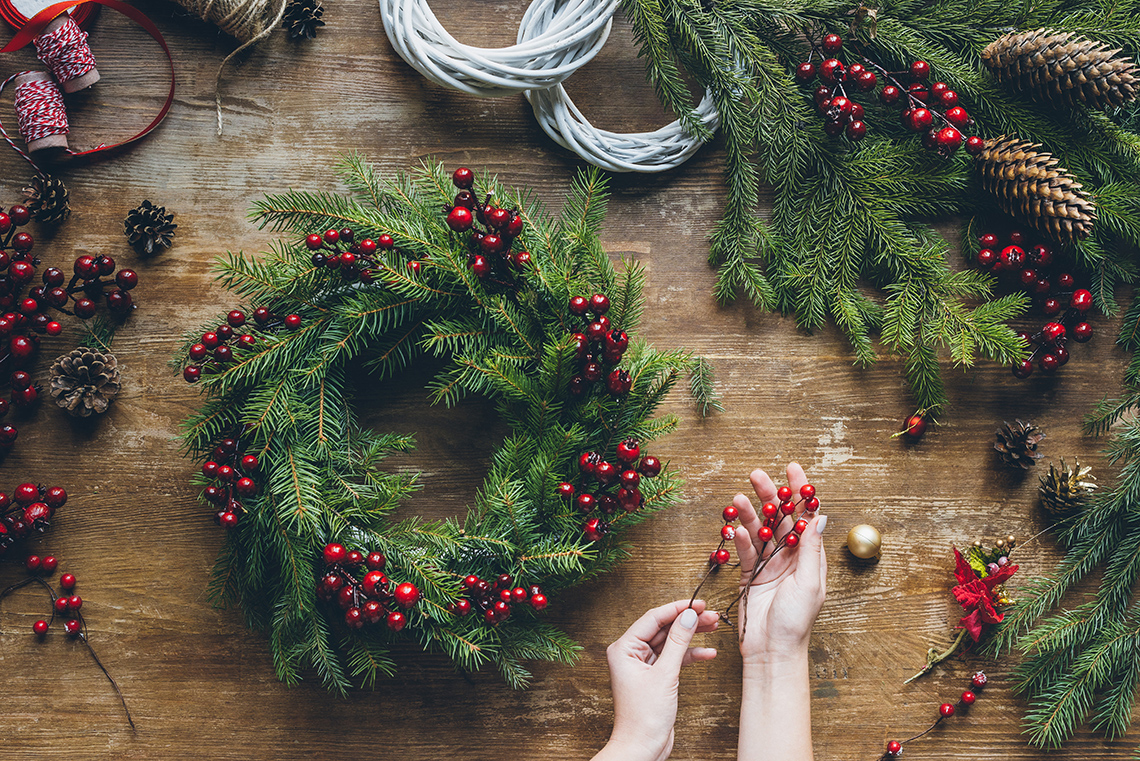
[796,514,827,595]
[656,606,699,673]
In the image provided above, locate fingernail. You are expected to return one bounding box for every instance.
[679,608,698,629]
[816,515,828,534]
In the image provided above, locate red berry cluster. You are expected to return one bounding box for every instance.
[199,433,259,529]
[794,33,982,155]
[305,227,388,281]
[454,572,548,626]
[444,167,531,279]
[29,561,84,637]
[182,307,301,383]
[750,482,819,552]
[57,254,138,319]
[881,671,987,759]
[972,230,1094,378]
[556,438,662,542]
[316,542,418,632]
[0,482,67,555]
[567,293,633,396]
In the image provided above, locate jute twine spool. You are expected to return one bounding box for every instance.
[171,0,289,132]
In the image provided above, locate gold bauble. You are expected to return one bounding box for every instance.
[1007,534,1017,547]
[846,524,882,559]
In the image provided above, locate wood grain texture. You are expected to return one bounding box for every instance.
[0,3,1134,759]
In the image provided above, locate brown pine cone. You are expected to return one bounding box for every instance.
[995,419,1045,469]
[49,348,121,417]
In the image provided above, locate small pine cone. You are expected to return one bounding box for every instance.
[976,135,1096,241]
[995,419,1046,469]
[283,0,324,39]
[49,348,121,417]
[1039,458,1097,516]
[982,29,1139,109]
[22,174,70,226]
[124,200,176,255]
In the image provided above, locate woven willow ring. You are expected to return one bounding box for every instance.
[378,0,618,96]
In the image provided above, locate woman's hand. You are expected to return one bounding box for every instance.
[593,599,719,761]
[731,462,827,663]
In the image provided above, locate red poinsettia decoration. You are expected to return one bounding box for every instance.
[952,546,1018,641]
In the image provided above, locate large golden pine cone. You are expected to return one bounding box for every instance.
[982,29,1139,109]
[975,135,1096,241]
[49,348,121,417]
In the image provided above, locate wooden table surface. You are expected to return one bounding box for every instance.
[0,3,1134,759]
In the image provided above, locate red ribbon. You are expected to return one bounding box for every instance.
[1,0,174,164]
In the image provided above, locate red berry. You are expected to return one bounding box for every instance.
[940,89,959,107]
[976,248,996,268]
[530,593,548,611]
[1058,272,1076,289]
[910,60,930,80]
[909,108,933,131]
[606,368,632,395]
[821,33,842,53]
[619,469,640,490]
[1030,244,1054,267]
[722,505,739,522]
[358,239,377,256]
[556,482,575,500]
[594,461,618,485]
[227,310,246,327]
[939,703,955,718]
[965,135,986,155]
[784,533,800,548]
[711,548,731,565]
[64,619,81,636]
[879,85,902,105]
[471,255,491,279]
[569,296,589,315]
[235,477,257,497]
[761,502,778,519]
[12,232,33,253]
[14,483,38,504]
[362,570,388,595]
[819,58,844,83]
[794,518,809,534]
[33,619,48,635]
[68,595,82,611]
[41,555,57,572]
[1020,268,1039,286]
[638,455,661,477]
[799,484,816,499]
[1071,289,1093,312]
[323,543,347,566]
[616,438,640,463]
[971,671,988,689]
[305,234,323,250]
[886,741,902,756]
[447,206,474,232]
[25,554,41,571]
[846,120,867,141]
[386,611,407,631]
[776,486,793,502]
[60,573,76,590]
[579,451,600,474]
[962,691,976,705]
[1040,353,1059,372]
[590,294,610,314]
[721,524,736,540]
[1042,322,1066,343]
[780,500,796,515]
[804,496,820,511]
[855,70,877,91]
[617,487,642,512]
[757,526,774,542]
[935,126,962,151]
[1009,230,1026,246]
[1000,245,1025,267]
[365,552,386,570]
[394,582,420,607]
[285,314,302,330]
[1072,322,1093,342]
[323,229,339,245]
[183,365,202,383]
[452,167,474,189]
[45,321,62,336]
[795,62,816,82]
[55,596,70,613]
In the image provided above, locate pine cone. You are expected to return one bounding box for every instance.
[49,348,120,417]
[22,174,70,226]
[1039,458,1097,516]
[124,200,176,255]
[982,29,1139,109]
[995,419,1046,469]
[975,135,1096,241]
[283,0,324,39]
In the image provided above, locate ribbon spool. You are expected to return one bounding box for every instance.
[378,0,617,97]
[0,0,95,30]
[378,0,719,172]
[0,0,175,171]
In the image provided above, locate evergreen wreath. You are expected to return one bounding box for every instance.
[176,156,716,693]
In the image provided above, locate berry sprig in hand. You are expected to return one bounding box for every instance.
[2,556,133,728]
[316,543,419,633]
[557,439,663,543]
[445,167,532,281]
[182,307,301,383]
[971,229,1094,377]
[794,31,982,156]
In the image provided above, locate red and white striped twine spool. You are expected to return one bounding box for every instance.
[14,73,68,145]
[33,15,97,87]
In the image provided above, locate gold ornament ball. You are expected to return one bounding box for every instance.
[846,524,882,560]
